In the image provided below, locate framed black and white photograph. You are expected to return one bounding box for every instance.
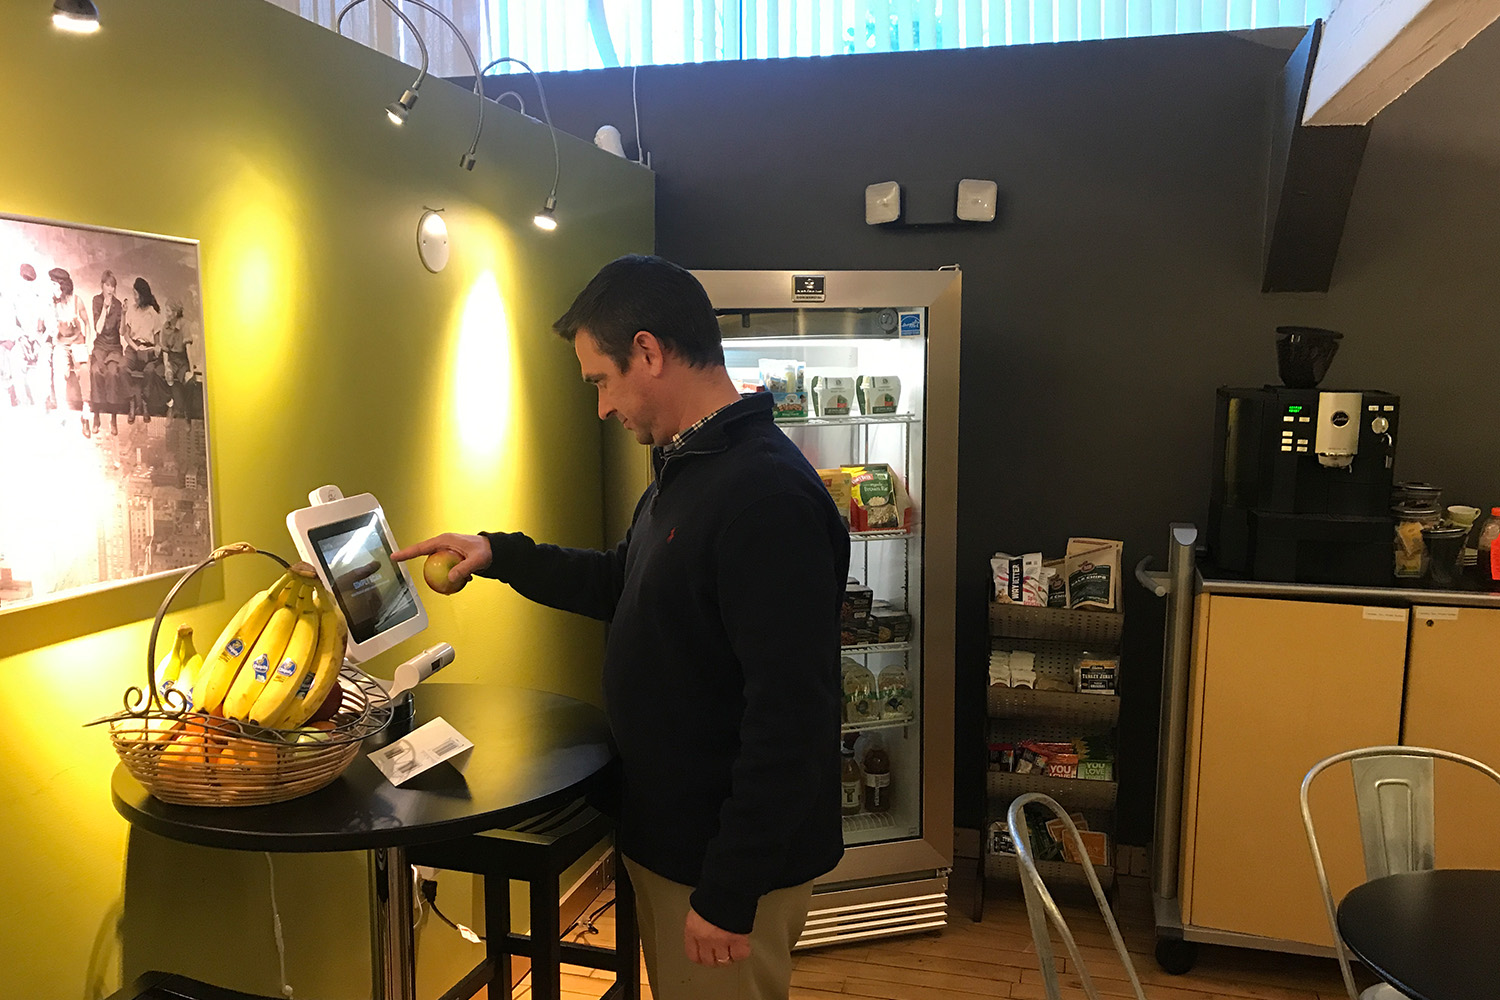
[0,212,212,612]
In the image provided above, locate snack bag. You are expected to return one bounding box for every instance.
[1065,537,1123,611]
[843,464,914,532]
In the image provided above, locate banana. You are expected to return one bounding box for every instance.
[196,573,296,714]
[158,624,203,712]
[247,595,323,728]
[223,584,312,721]
[155,626,192,695]
[275,595,348,729]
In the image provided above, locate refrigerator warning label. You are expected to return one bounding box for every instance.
[898,311,923,336]
[792,275,825,302]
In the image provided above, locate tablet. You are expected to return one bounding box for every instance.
[286,492,428,663]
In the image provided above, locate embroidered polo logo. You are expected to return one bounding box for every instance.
[667,528,677,543]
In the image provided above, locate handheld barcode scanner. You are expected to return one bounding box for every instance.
[287,485,454,731]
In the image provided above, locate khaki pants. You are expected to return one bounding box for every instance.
[623,856,813,1000]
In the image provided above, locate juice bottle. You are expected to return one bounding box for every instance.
[863,744,892,813]
[1477,509,1500,584]
[840,746,863,816]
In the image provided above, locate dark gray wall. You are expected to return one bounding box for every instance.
[518,24,1500,843]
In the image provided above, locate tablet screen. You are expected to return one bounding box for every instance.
[306,512,420,644]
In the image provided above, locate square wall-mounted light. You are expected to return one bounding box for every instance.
[865,181,902,225]
[956,179,998,222]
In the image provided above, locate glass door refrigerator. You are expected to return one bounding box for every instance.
[693,269,960,948]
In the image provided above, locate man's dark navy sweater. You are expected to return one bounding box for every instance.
[477,392,850,933]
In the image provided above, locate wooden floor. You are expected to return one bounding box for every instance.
[491,864,1368,1000]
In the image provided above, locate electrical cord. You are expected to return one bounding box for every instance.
[565,896,617,937]
[264,853,294,998]
[631,64,645,165]
[419,878,483,943]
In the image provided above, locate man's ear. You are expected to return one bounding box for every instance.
[634,330,667,376]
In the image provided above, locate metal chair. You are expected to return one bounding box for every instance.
[1007,792,1147,1000]
[1300,745,1500,1000]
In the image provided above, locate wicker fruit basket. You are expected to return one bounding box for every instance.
[88,542,393,807]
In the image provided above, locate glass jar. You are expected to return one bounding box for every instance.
[1392,500,1442,578]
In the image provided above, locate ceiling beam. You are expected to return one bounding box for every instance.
[1303,0,1500,126]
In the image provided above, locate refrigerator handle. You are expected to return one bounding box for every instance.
[1150,524,1198,901]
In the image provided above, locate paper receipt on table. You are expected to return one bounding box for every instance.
[368,717,474,786]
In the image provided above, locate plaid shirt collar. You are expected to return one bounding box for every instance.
[660,403,734,457]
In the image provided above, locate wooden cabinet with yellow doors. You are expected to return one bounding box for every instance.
[1402,605,1500,870]
[1177,595,1409,950]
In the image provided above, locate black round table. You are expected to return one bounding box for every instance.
[1337,869,1500,1000]
[112,683,615,1000]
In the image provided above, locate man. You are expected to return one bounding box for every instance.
[393,255,849,1000]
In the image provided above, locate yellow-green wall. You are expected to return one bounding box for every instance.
[0,2,653,997]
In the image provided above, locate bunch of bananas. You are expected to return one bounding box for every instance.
[161,565,349,731]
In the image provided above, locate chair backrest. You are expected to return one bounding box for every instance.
[1301,745,1500,1000]
[1005,792,1147,1000]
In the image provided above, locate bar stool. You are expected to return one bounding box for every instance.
[407,797,640,1000]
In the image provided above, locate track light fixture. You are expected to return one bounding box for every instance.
[480,57,562,232]
[532,195,557,232]
[386,88,419,126]
[337,0,485,170]
[52,0,100,33]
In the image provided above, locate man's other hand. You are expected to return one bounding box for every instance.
[390,532,493,586]
[684,907,752,967]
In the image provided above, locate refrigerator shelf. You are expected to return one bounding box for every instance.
[841,641,913,655]
[842,810,902,835]
[841,715,914,735]
[775,413,922,428]
[850,528,920,542]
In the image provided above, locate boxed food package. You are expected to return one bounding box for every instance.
[843,464,915,532]
[1044,813,1090,845]
[1075,654,1120,695]
[856,375,902,415]
[1065,537,1123,611]
[760,358,807,420]
[1007,651,1036,689]
[869,608,912,643]
[1078,760,1114,781]
[987,742,1016,771]
[1061,829,1111,867]
[810,375,855,417]
[841,582,874,622]
[988,650,1011,688]
[818,468,852,528]
[840,618,876,647]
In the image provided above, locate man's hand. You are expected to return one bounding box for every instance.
[683,907,752,968]
[390,532,493,588]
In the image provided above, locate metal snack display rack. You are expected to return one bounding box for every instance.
[87,542,392,807]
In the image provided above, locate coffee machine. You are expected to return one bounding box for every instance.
[1207,329,1399,585]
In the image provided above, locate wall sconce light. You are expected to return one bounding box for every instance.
[416,208,449,272]
[338,0,486,170]
[956,178,999,222]
[865,181,902,225]
[52,0,100,33]
[481,57,562,232]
